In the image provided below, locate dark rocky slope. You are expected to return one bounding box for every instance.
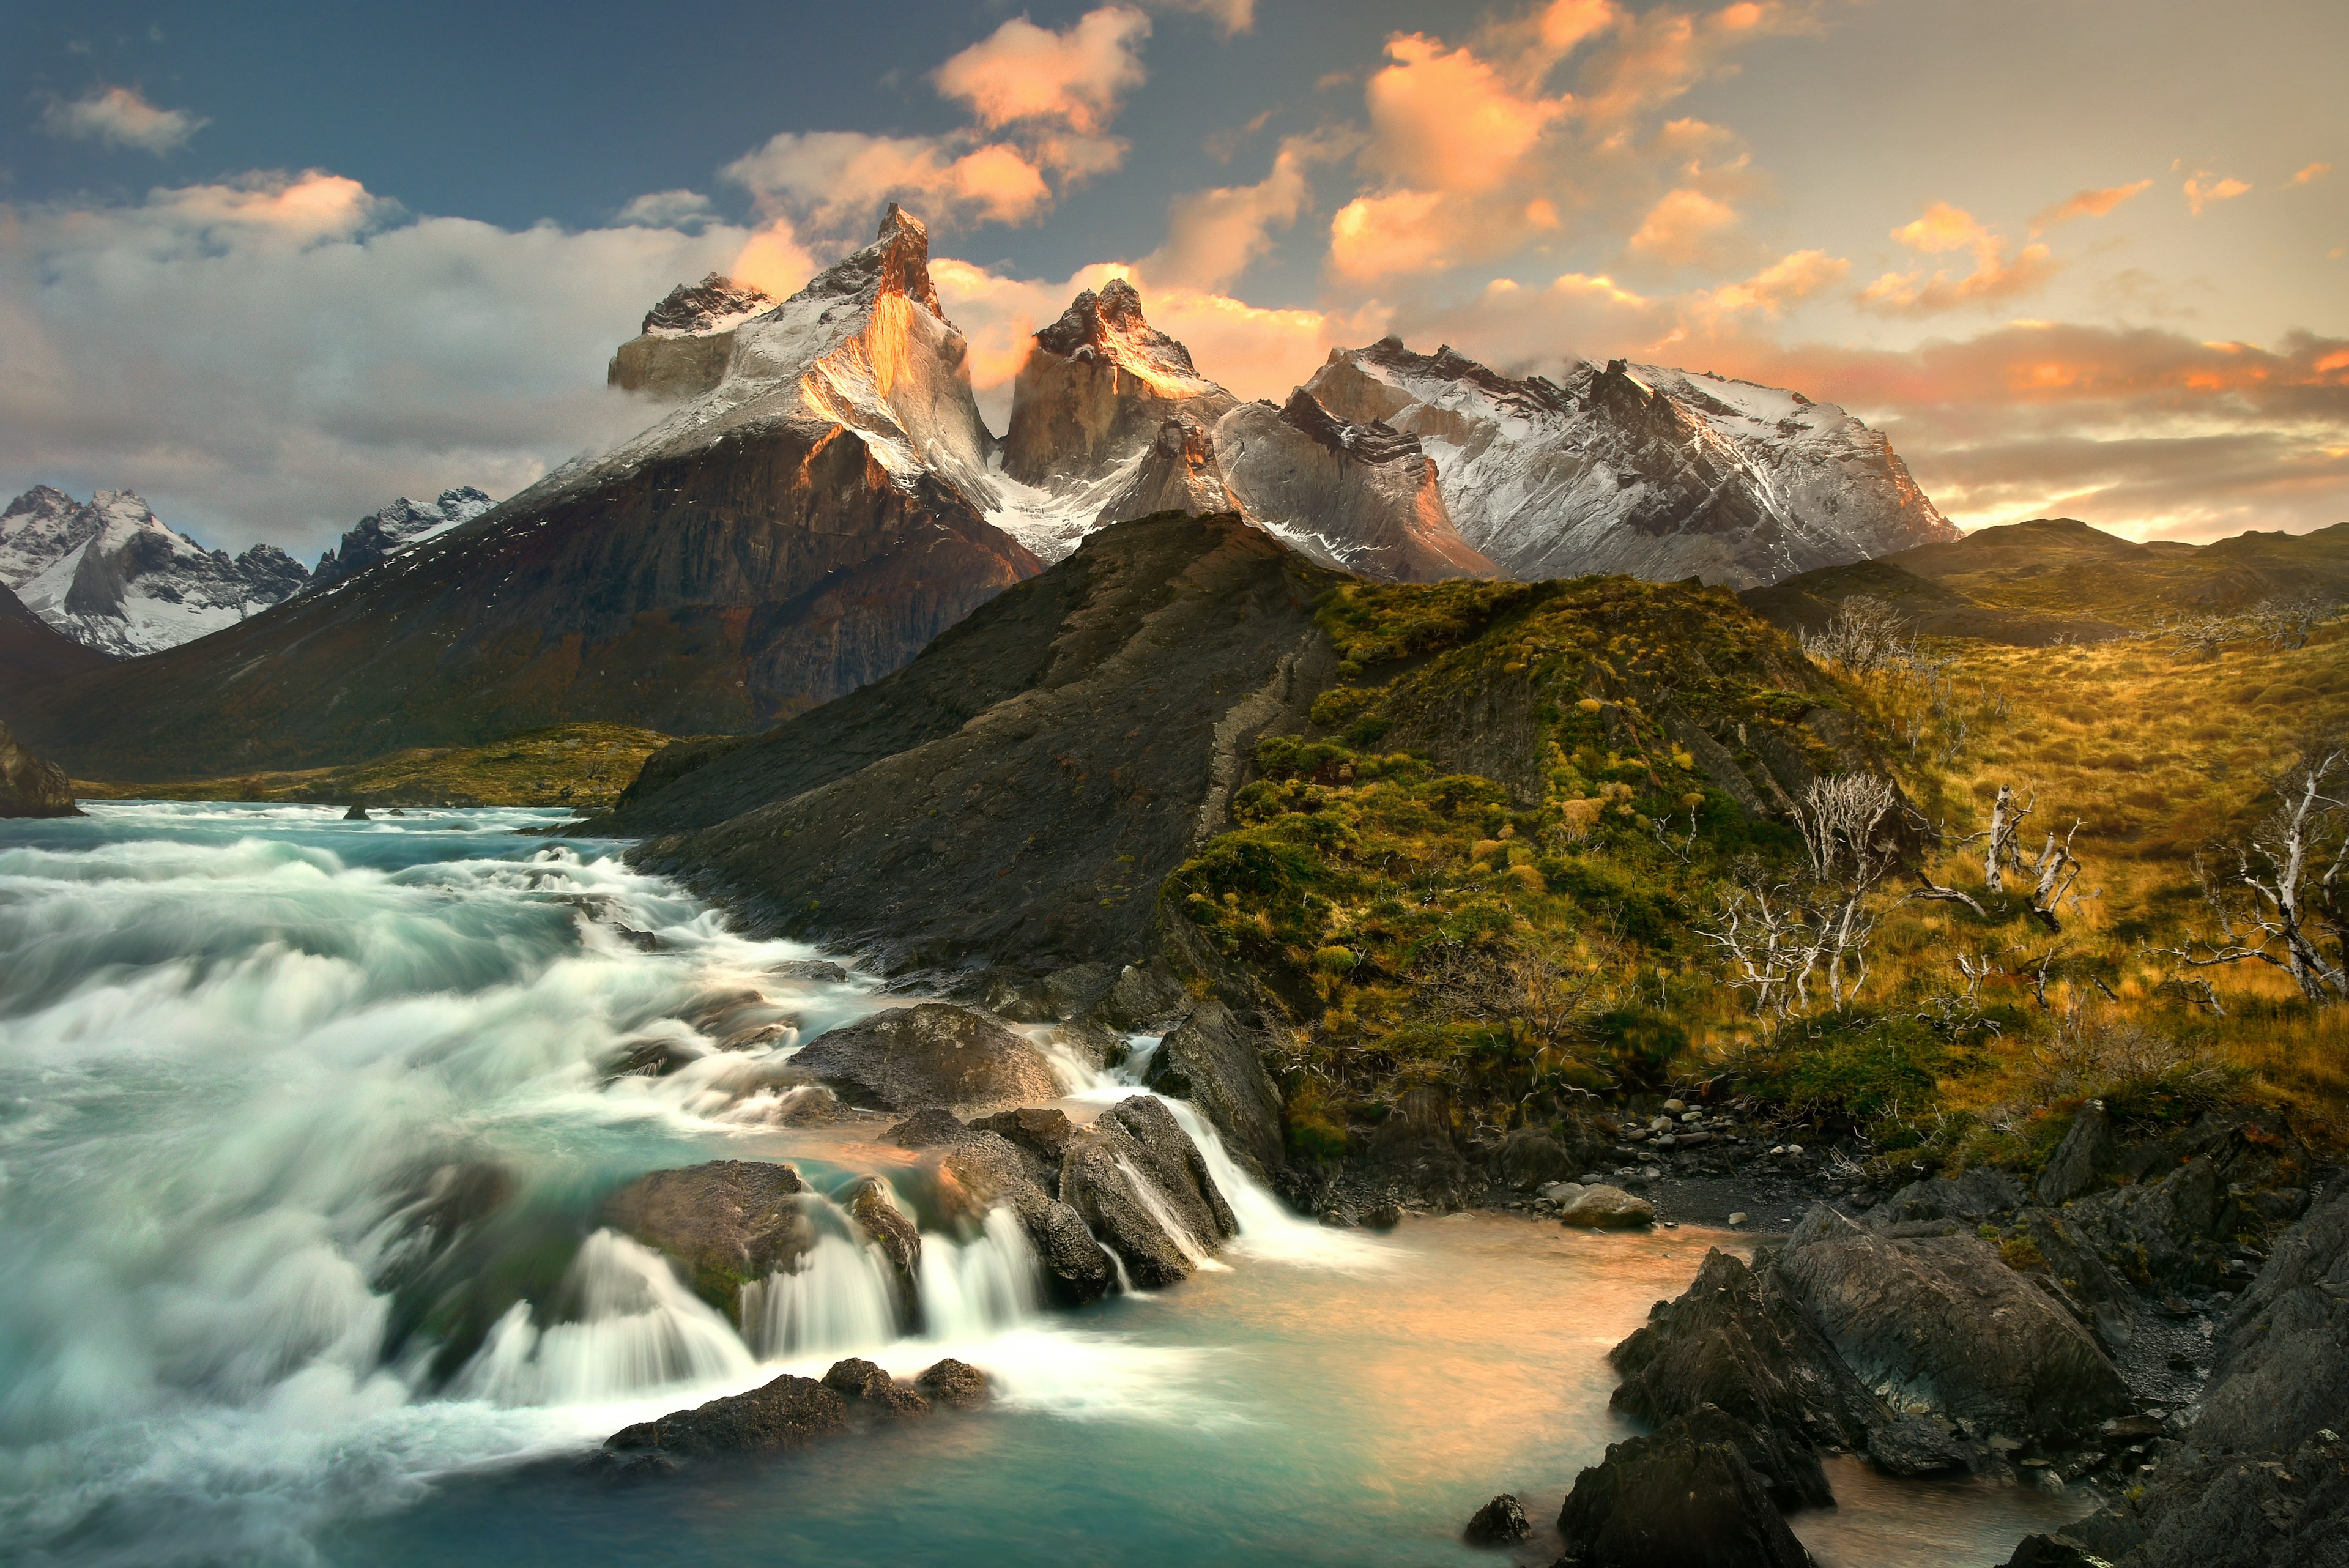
[0,578,111,689]
[0,718,81,817]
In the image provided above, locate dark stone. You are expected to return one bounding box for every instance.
[606,1373,848,1457]
[2065,1157,2228,1294]
[599,1036,700,1080]
[768,959,849,984]
[2039,1100,2121,1205]
[969,1106,1078,1173]
[1868,1167,2028,1227]
[915,1358,989,1409]
[600,1160,812,1321]
[1463,1492,1531,1545]
[1556,1406,1818,1568]
[343,803,370,820]
[793,1004,1061,1111]
[1775,1204,2133,1447]
[1142,1000,1285,1178]
[820,1356,930,1416]
[929,1129,1115,1306]
[1059,1096,1236,1287]
[2000,1535,2113,1567]
[1365,1087,1469,1206]
[840,1176,921,1321]
[886,1107,972,1148]
[1093,960,1193,1031]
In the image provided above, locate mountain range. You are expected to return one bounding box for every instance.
[3,203,1956,779]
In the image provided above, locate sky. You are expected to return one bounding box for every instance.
[1,0,2342,560]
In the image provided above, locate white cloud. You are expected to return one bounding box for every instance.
[617,190,715,229]
[1146,0,1255,35]
[38,85,206,154]
[0,173,748,557]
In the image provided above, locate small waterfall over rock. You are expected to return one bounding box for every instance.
[918,1206,1043,1339]
[743,1233,902,1361]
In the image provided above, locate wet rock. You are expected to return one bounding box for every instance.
[599,1036,700,1080]
[601,1160,814,1320]
[1556,1405,1819,1568]
[1365,1087,1470,1207]
[0,720,82,819]
[915,1357,990,1409]
[768,959,849,984]
[343,803,371,820]
[1868,1167,2028,1228]
[1776,1204,2133,1447]
[841,1176,922,1320]
[930,1128,1116,1306]
[792,1003,1060,1111]
[886,1107,972,1148]
[2038,1100,2121,1206]
[969,1106,1078,1181]
[1559,1184,1657,1230]
[1059,1096,1236,1287]
[821,1356,931,1416]
[1142,1000,1285,1178]
[1093,960,1192,1031]
[1499,1128,1577,1191]
[1463,1492,1531,1545]
[606,1372,848,1457]
[1611,1248,1959,1488]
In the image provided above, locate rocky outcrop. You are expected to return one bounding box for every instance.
[917,1118,1117,1306]
[1141,1000,1283,1178]
[1216,390,1497,584]
[841,1175,922,1319]
[789,1004,1061,1110]
[10,207,1039,778]
[1001,280,1236,493]
[1557,1183,1658,1229]
[608,273,779,400]
[2037,1099,2120,1205]
[1363,1087,1472,1208]
[1462,1493,1531,1545]
[1059,1096,1237,1287]
[600,1160,814,1321]
[1304,340,1955,589]
[1775,1203,2134,1446]
[1554,1405,1820,1568]
[308,488,493,591]
[603,1353,984,1462]
[621,512,1342,982]
[0,487,312,657]
[2008,1178,2349,1568]
[0,719,81,818]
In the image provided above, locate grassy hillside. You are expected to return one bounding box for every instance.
[1168,562,2349,1176]
[73,723,678,810]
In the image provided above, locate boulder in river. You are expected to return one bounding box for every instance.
[1141,1000,1285,1178]
[1555,1405,1819,1568]
[0,719,80,818]
[1775,1203,2133,1447]
[1059,1095,1237,1287]
[1462,1492,1531,1545]
[601,1159,814,1321]
[840,1175,922,1320]
[915,1357,990,1409]
[792,1003,1061,1110]
[605,1354,987,1462]
[1559,1184,1656,1230]
[927,1124,1116,1306]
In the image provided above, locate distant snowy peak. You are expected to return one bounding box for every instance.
[1032,280,1219,394]
[639,273,778,339]
[310,486,495,590]
[1305,340,1957,589]
[0,486,310,657]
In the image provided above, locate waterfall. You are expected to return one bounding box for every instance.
[742,1233,902,1361]
[452,1230,757,1406]
[917,1206,1042,1339]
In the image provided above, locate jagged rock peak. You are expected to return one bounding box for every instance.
[1346,335,1575,417]
[789,202,944,319]
[1033,279,1210,388]
[640,274,778,338]
[311,487,495,590]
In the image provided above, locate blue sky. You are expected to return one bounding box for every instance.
[2,0,2343,557]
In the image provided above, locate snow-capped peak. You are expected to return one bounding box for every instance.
[639,274,778,340]
[1032,279,1220,398]
[310,486,495,590]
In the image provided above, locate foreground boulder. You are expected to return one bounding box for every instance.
[791,1003,1060,1110]
[840,1175,922,1321]
[1462,1492,1530,1545]
[1610,1249,1962,1487]
[915,1117,1116,1305]
[604,1354,987,1462]
[1140,1000,1284,1178]
[1060,1096,1238,1286]
[1555,1405,1818,1568]
[601,1160,813,1321]
[0,719,79,818]
[1775,1204,2133,1447]
[1558,1184,1657,1230]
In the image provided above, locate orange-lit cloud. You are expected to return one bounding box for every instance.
[1363,34,1562,193]
[1862,201,2057,314]
[933,6,1152,135]
[38,84,206,153]
[152,171,386,243]
[2183,173,2251,215]
[2029,179,2152,234]
[724,132,1055,232]
[1146,133,1345,290]
[729,219,818,299]
[1328,189,1453,278]
[2291,162,2331,185]
[1627,187,1740,264]
[1688,248,1849,319]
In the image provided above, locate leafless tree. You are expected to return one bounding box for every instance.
[1802,595,1914,678]
[1911,782,2087,930]
[2244,593,2337,652]
[1703,774,1902,1016]
[2165,741,2349,1004]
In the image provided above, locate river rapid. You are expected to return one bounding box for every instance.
[0,804,2088,1566]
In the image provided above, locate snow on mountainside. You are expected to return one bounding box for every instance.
[1305,340,1958,588]
[309,488,494,591]
[0,488,311,656]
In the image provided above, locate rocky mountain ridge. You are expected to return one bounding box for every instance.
[308,488,494,591]
[0,486,310,656]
